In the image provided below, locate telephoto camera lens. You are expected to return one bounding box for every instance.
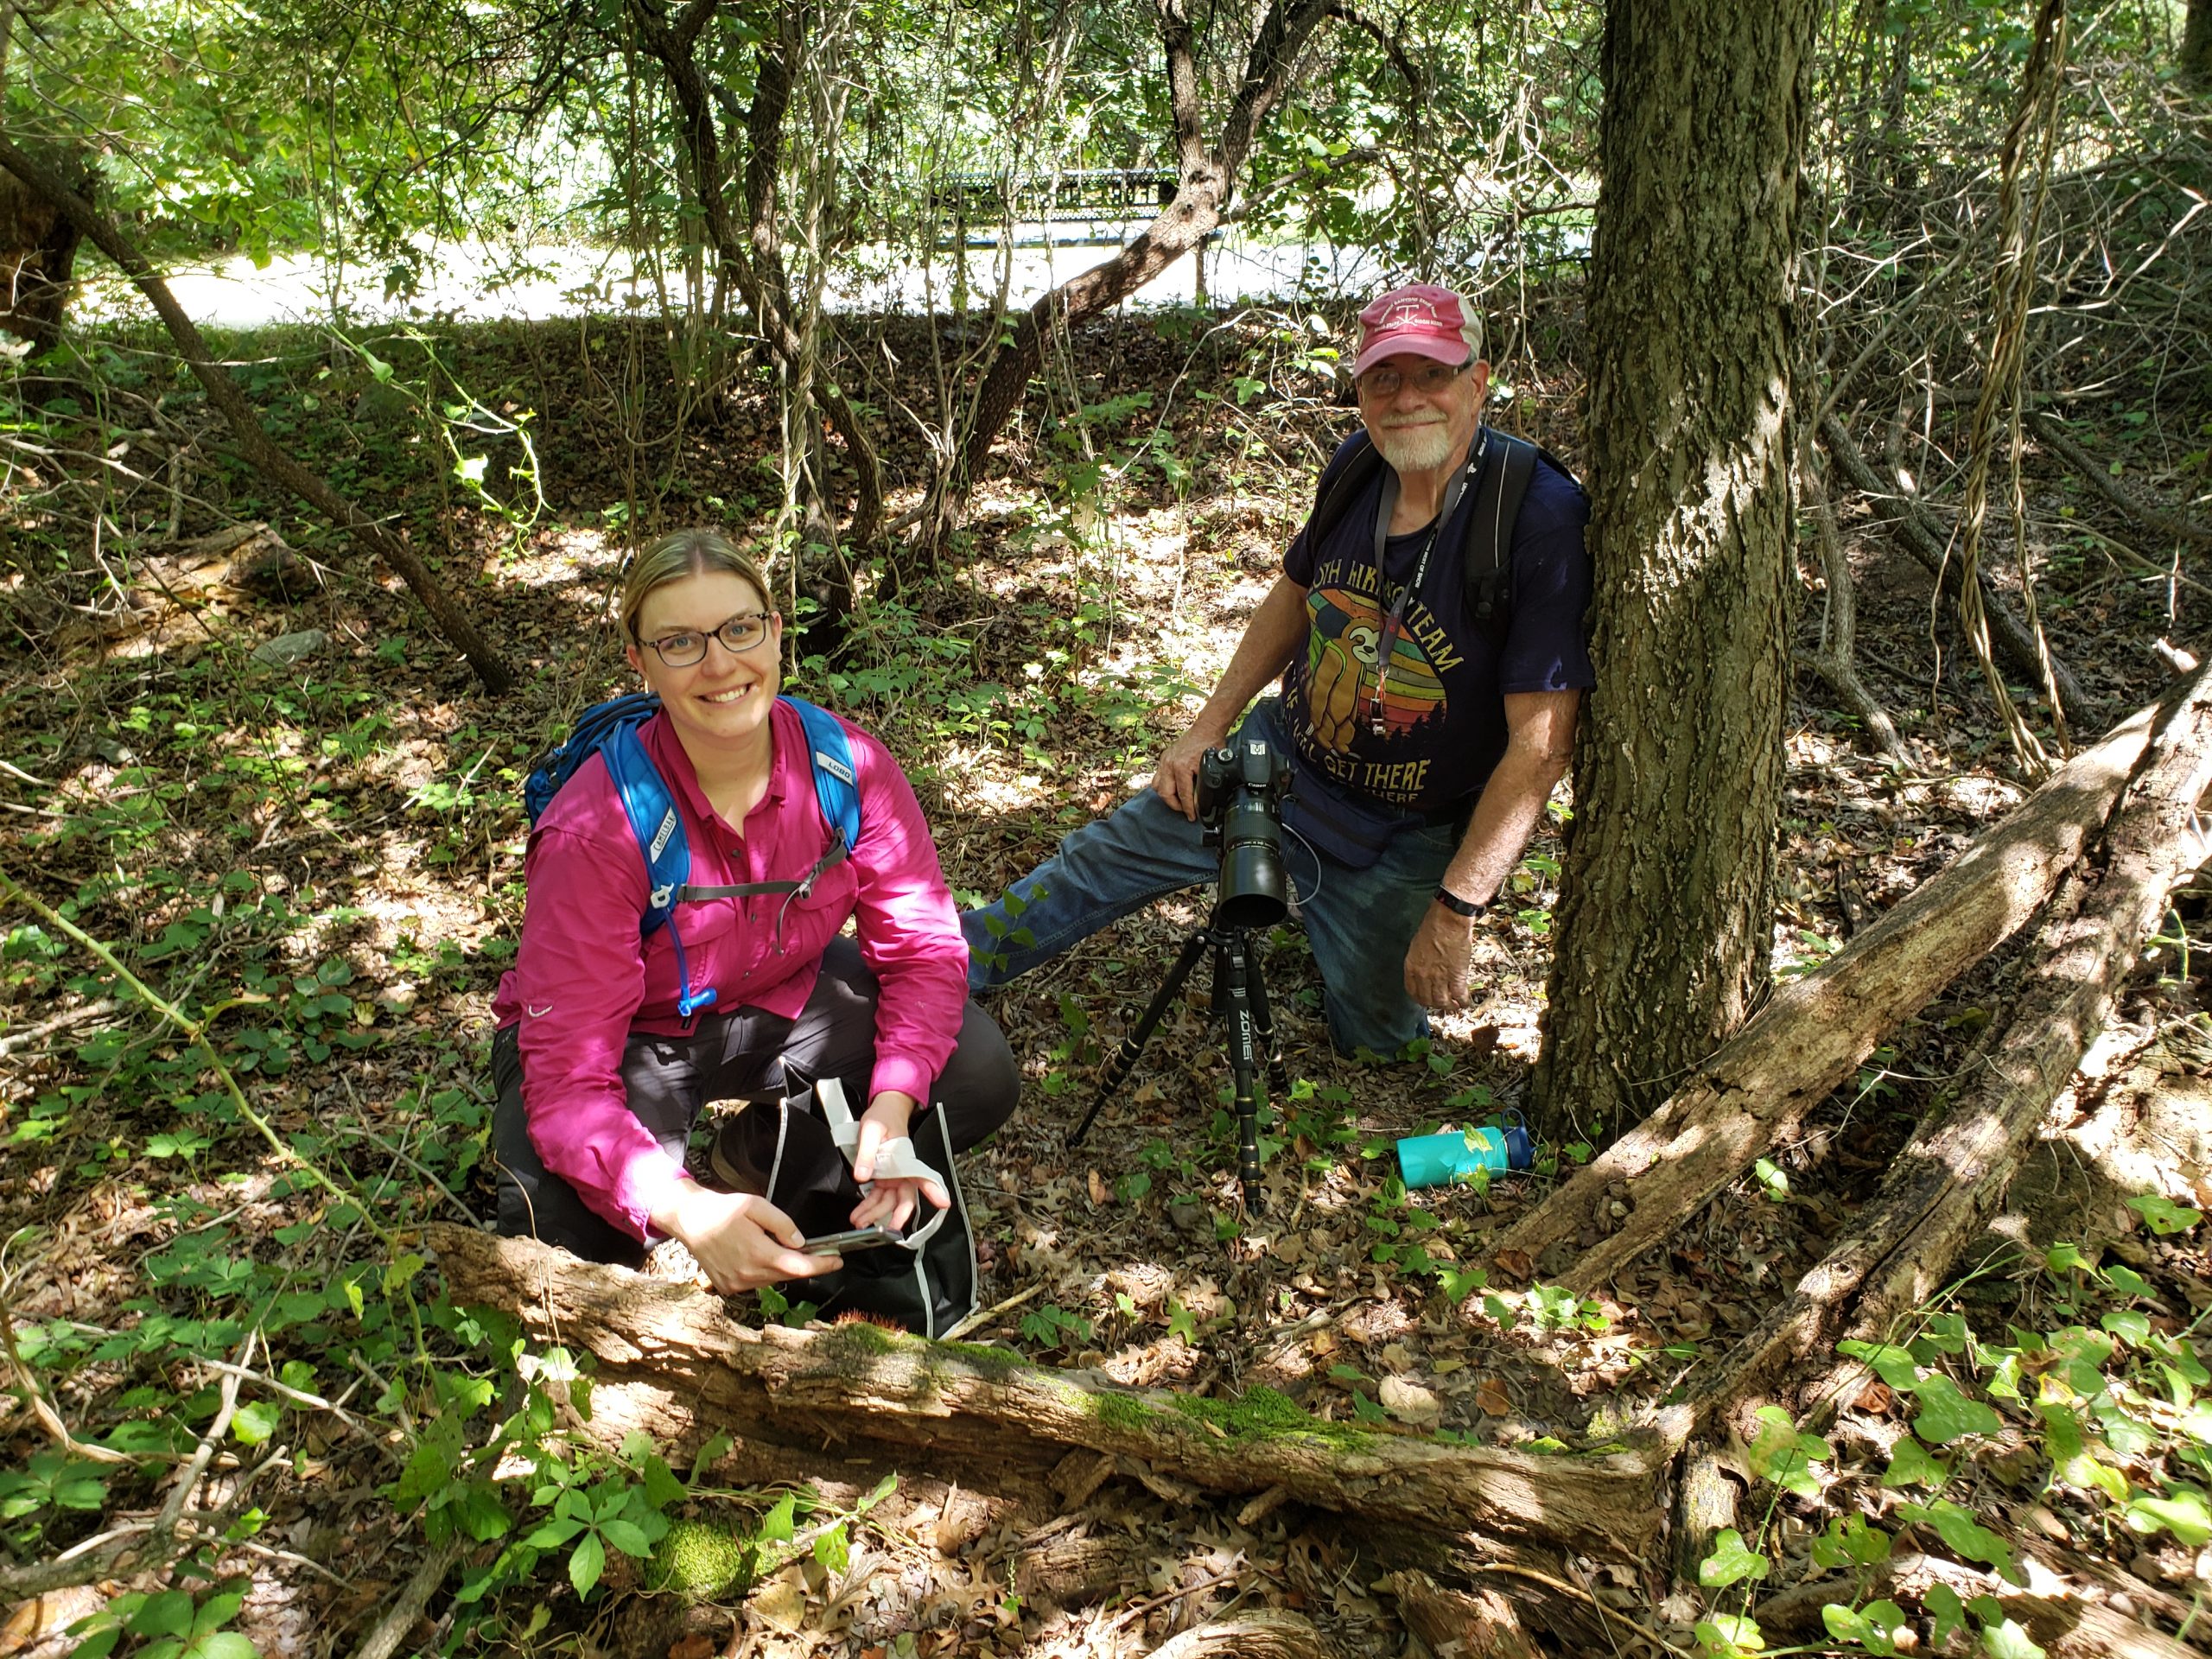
[1200,737,1291,930]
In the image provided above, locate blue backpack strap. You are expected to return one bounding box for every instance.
[595,716,717,1020]
[780,694,862,853]
[524,690,664,824]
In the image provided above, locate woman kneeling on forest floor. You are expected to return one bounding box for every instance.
[488,529,1018,1321]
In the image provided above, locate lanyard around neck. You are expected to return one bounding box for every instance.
[1362,427,1488,740]
[1371,425,1488,623]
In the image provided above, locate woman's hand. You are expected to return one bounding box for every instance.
[651,1182,836,1294]
[850,1090,948,1231]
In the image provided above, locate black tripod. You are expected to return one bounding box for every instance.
[1067,906,1290,1210]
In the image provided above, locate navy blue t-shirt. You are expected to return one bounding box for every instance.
[1279,429,1594,815]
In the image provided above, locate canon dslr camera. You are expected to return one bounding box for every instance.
[1195,735,1294,929]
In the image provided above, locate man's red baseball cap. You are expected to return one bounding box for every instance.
[1353,283,1485,378]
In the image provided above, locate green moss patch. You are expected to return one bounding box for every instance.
[646,1516,756,1599]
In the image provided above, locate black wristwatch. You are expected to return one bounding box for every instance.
[1433,887,1483,918]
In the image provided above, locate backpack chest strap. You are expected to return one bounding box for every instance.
[676,836,850,906]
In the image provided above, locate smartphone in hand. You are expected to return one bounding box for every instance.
[800,1224,899,1256]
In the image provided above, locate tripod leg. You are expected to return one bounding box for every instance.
[1244,941,1289,1104]
[1216,932,1264,1211]
[1069,928,1210,1148]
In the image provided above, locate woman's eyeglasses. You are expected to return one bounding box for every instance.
[1357,360,1468,399]
[639,611,774,666]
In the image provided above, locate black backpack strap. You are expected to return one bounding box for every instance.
[1291,430,1383,567]
[1460,429,1541,646]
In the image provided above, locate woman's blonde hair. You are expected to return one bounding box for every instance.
[620,530,774,642]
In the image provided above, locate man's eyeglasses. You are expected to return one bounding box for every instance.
[1357,359,1469,399]
[639,611,774,666]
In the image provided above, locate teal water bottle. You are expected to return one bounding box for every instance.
[1395,1114,1534,1189]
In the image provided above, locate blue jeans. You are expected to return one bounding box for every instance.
[962,702,1457,1056]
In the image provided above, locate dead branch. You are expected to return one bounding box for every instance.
[2028,409,2212,547]
[425,1226,1681,1565]
[1689,663,2212,1432]
[1820,410,2093,717]
[0,135,515,695]
[1797,454,1914,768]
[1490,681,2177,1295]
[1808,713,2212,1420]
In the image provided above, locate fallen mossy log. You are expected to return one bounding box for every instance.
[1492,682,2177,1296]
[1689,664,2212,1433]
[426,1226,1682,1564]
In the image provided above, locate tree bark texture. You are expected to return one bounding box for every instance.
[1690,665,2212,1434]
[1535,0,1821,1138]
[1147,1611,1347,1659]
[1497,686,2171,1295]
[425,1226,1681,1565]
[2184,0,2212,87]
[915,0,1333,557]
[0,136,516,693]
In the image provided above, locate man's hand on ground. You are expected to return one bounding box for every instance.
[1403,903,1478,1011]
[1150,724,1224,820]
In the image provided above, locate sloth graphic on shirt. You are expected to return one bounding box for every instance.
[1278,437,1597,817]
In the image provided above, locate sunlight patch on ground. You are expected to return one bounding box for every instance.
[1938,772,2028,816]
[500,523,618,591]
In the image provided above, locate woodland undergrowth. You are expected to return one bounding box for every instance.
[3,219,2210,1657]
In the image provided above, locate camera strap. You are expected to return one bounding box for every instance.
[1366,430,1486,735]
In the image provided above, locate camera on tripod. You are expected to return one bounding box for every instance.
[1069,730,1295,1214]
[1195,735,1294,930]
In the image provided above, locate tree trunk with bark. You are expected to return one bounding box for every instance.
[2184,0,2212,87]
[628,0,884,575]
[0,135,515,693]
[1534,0,1821,1139]
[912,0,1335,563]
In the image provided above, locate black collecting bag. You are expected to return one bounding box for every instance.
[686,1087,979,1340]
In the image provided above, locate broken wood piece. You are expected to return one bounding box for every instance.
[1784,663,2212,1424]
[1491,680,2175,1296]
[1673,1443,1741,1590]
[1755,1549,2200,1659]
[1011,1522,1150,1610]
[1146,1609,1346,1659]
[426,1226,1681,1563]
[1381,1570,1542,1659]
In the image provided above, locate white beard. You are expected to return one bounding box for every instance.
[1372,420,1454,474]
